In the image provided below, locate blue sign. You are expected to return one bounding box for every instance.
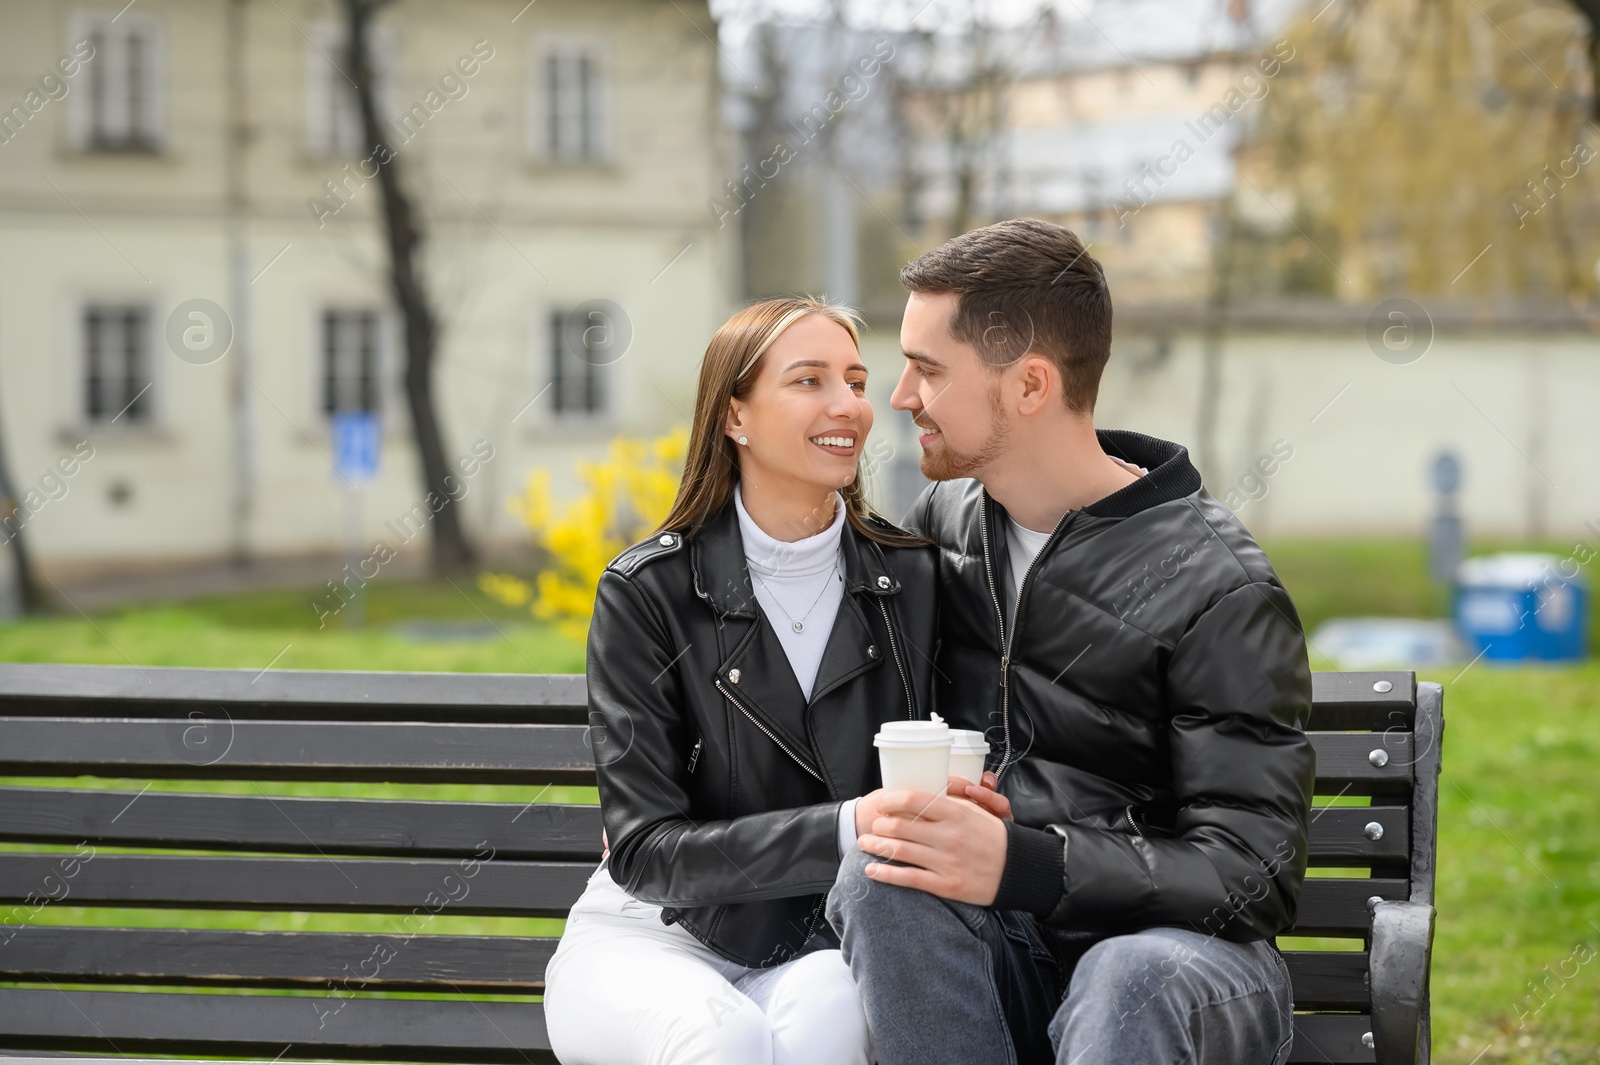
[331,411,380,483]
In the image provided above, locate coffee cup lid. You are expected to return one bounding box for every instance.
[949,729,991,755]
[874,713,950,749]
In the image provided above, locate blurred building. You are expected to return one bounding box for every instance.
[722,1,1600,542]
[0,0,734,578]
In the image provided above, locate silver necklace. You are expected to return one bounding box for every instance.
[750,558,841,633]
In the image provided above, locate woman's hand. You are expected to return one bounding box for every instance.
[855,790,885,838]
[949,770,1012,821]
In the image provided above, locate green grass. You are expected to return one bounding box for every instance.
[1414,663,1600,1065]
[0,549,1595,1061]
[0,576,586,673]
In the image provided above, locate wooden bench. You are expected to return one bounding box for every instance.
[0,664,1440,1064]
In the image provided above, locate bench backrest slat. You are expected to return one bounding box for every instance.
[0,926,551,992]
[0,663,588,716]
[0,785,1400,866]
[1307,805,1410,867]
[0,854,589,917]
[1307,671,1418,730]
[0,987,550,1063]
[1283,950,1371,1010]
[0,786,605,860]
[0,718,593,783]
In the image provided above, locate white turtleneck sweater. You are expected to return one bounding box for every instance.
[733,484,859,857]
[733,484,846,701]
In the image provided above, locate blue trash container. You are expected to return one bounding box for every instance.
[1454,553,1589,663]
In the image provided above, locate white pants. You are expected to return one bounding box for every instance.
[544,862,871,1065]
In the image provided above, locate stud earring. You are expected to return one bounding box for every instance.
[738,435,748,445]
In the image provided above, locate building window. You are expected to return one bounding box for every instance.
[549,309,608,416]
[532,39,610,164]
[69,12,165,152]
[305,21,396,157]
[321,309,382,416]
[84,305,152,423]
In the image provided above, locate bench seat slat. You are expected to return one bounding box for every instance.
[0,787,605,861]
[0,926,555,991]
[0,855,592,917]
[0,719,594,784]
[0,987,552,1063]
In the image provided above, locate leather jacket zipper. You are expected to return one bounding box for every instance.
[715,678,826,783]
[876,599,916,720]
[687,737,703,773]
[1125,804,1143,837]
[800,893,827,945]
[979,497,1073,780]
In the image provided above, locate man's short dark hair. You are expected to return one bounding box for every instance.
[900,218,1113,413]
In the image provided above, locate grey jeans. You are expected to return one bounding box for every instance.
[826,845,1295,1065]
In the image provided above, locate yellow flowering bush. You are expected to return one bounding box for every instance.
[479,429,687,639]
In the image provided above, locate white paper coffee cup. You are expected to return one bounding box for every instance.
[874,715,950,795]
[948,729,991,784]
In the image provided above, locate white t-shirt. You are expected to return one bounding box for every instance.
[1004,515,1056,615]
[999,458,1149,616]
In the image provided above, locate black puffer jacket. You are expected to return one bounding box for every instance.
[586,497,938,968]
[909,429,1315,943]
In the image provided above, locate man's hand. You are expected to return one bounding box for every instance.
[949,770,1013,821]
[857,788,1008,906]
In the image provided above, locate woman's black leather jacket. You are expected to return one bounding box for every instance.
[586,498,938,967]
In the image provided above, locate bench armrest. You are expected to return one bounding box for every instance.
[1369,899,1435,1065]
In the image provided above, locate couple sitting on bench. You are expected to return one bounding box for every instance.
[543,219,1314,1065]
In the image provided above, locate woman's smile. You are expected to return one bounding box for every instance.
[809,430,858,455]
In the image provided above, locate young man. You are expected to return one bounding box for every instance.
[827,218,1315,1065]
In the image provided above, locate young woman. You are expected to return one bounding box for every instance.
[544,298,938,1065]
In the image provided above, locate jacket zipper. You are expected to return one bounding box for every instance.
[687,737,703,773]
[1125,804,1143,836]
[979,496,1073,781]
[799,894,827,945]
[715,678,826,784]
[876,599,916,720]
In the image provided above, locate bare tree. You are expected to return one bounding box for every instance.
[342,0,476,572]
[0,404,43,614]
[896,0,1054,238]
[914,10,1009,236]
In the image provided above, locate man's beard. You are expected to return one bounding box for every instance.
[918,382,1009,481]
